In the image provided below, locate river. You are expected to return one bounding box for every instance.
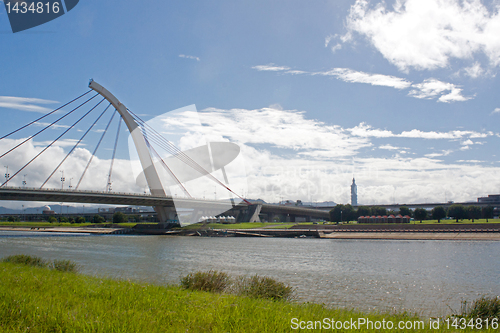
[0,230,498,317]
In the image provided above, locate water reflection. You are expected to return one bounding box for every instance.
[0,231,498,317]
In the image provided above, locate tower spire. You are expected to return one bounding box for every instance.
[351,177,357,206]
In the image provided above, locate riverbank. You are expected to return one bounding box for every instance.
[0,226,130,234]
[0,262,489,332]
[0,223,500,241]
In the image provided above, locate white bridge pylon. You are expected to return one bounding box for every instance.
[88,79,175,222]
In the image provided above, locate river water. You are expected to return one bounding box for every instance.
[0,231,498,317]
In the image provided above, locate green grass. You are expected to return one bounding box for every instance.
[412,219,500,224]
[262,223,297,229]
[181,222,273,230]
[0,221,137,228]
[2,255,78,272]
[1,261,497,332]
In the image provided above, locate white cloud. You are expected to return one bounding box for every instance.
[463,62,485,78]
[0,96,58,113]
[34,122,70,129]
[491,108,500,115]
[344,0,500,73]
[179,54,200,61]
[461,139,474,145]
[379,144,407,150]
[425,149,454,158]
[253,64,471,102]
[0,139,139,193]
[349,122,492,140]
[331,44,342,53]
[34,139,84,148]
[2,106,499,206]
[325,34,336,47]
[285,70,307,75]
[315,68,412,89]
[408,79,471,102]
[252,64,291,71]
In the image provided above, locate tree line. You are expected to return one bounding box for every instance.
[329,204,495,223]
[3,212,152,224]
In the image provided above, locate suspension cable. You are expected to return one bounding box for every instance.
[0,93,99,160]
[1,98,105,188]
[76,110,118,190]
[129,109,250,204]
[40,103,112,189]
[0,90,92,141]
[106,117,122,192]
[144,136,192,198]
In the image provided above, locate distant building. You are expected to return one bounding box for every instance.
[358,215,410,224]
[351,178,357,206]
[477,194,500,204]
[42,205,55,215]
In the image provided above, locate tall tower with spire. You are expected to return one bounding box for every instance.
[351,178,357,206]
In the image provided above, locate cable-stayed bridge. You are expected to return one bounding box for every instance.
[0,80,329,225]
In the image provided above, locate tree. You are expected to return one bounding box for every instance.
[76,216,86,224]
[431,206,447,223]
[47,216,57,223]
[399,206,412,217]
[356,206,371,218]
[467,205,481,222]
[372,206,387,216]
[448,204,466,222]
[92,214,105,224]
[414,208,427,223]
[481,206,494,222]
[113,212,127,223]
[130,214,142,222]
[329,204,355,223]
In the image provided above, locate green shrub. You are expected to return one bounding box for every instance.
[239,274,294,301]
[113,212,127,223]
[59,216,69,223]
[459,296,500,321]
[92,214,105,223]
[180,271,294,301]
[2,255,78,273]
[180,270,230,293]
[47,216,57,223]
[51,259,78,273]
[2,254,48,268]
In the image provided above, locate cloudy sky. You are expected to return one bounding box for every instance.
[1,0,500,207]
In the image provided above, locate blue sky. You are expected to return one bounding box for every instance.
[1,0,500,206]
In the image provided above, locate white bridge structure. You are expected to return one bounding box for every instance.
[0,80,330,225]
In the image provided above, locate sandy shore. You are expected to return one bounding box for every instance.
[319,231,500,240]
[0,226,128,234]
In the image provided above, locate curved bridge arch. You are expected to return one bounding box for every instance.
[89,80,175,222]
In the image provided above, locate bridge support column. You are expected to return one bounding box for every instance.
[305,216,311,222]
[154,206,177,224]
[267,213,276,222]
[248,204,262,223]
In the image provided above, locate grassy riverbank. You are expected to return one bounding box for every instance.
[1,262,497,332]
[0,221,137,228]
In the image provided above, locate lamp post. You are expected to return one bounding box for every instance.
[22,174,27,188]
[4,166,9,186]
[60,170,65,190]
